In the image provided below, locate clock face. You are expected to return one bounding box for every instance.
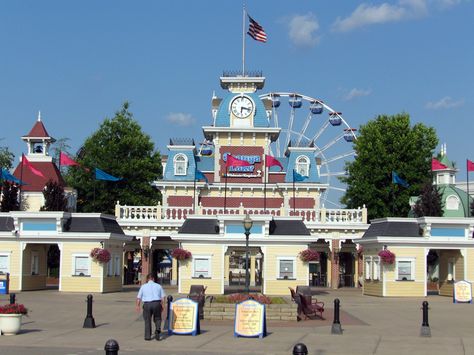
[231,96,254,118]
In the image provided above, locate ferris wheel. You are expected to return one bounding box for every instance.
[259,92,357,208]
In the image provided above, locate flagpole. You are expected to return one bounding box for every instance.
[263,165,267,214]
[224,166,228,214]
[293,170,296,214]
[19,155,24,209]
[242,4,246,76]
[193,173,197,214]
[58,150,61,174]
[467,159,470,216]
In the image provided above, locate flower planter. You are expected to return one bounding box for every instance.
[0,314,22,335]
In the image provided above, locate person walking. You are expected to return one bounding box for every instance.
[136,273,166,341]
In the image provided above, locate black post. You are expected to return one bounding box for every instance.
[9,293,15,305]
[166,295,173,335]
[104,339,119,355]
[331,298,342,334]
[83,294,96,328]
[420,301,431,337]
[245,230,250,294]
[293,343,308,355]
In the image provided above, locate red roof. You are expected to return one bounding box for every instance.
[23,120,52,138]
[13,161,64,192]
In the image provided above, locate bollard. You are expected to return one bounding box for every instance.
[166,295,173,335]
[83,294,96,328]
[331,298,343,334]
[104,339,119,355]
[9,293,16,305]
[420,301,431,337]
[293,343,308,355]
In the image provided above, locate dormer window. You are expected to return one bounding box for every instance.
[446,195,460,210]
[295,155,310,177]
[174,154,188,176]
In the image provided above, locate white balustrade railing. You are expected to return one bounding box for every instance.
[116,201,367,224]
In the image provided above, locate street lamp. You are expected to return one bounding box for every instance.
[243,214,253,294]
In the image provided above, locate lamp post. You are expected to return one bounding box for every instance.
[243,214,253,294]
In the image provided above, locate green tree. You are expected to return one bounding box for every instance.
[0,145,14,170]
[413,181,444,217]
[50,137,72,167]
[470,199,474,217]
[41,180,68,211]
[69,102,162,214]
[340,113,438,220]
[0,181,20,212]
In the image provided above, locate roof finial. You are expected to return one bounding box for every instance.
[37,110,41,122]
[444,143,447,156]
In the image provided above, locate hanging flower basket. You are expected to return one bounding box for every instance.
[171,248,192,261]
[298,249,320,262]
[90,248,111,263]
[378,249,396,264]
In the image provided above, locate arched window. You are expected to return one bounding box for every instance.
[174,154,188,176]
[446,195,460,210]
[295,155,310,177]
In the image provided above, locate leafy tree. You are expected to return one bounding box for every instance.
[340,113,438,220]
[69,102,162,214]
[50,137,72,166]
[413,181,444,217]
[470,199,474,217]
[0,145,14,170]
[41,180,68,211]
[0,181,20,212]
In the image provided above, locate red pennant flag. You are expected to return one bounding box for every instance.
[22,154,45,178]
[60,152,80,167]
[265,154,283,171]
[468,159,474,172]
[432,158,448,171]
[225,154,251,168]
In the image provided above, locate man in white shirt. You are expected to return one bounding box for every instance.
[136,273,166,341]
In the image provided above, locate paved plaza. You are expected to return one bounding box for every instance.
[1,287,474,354]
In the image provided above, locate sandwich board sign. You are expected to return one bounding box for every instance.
[168,298,200,336]
[453,280,472,304]
[234,299,267,338]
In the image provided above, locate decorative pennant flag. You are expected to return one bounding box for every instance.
[468,159,474,172]
[392,171,409,188]
[95,168,122,182]
[432,158,448,171]
[293,170,307,182]
[247,15,267,43]
[22,154,45,178]
[195,169,209,184]
[265,154,283,171]
[225,154,251,168]
[1,168,26,185]
[60,152,80,167]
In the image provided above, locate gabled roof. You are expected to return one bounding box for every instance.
[363,221,420,238]
[13,161,64,192]
[23,120,52,139]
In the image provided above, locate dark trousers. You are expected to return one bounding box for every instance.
[143,301,162,339]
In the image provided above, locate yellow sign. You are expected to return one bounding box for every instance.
[234,299,266,338]
[170,298,199,335]
[454,281,472,304]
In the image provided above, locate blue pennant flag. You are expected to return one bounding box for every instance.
[1,168,26,185]
[392,171,409,188]
[195,169,208,183]
[293,169,307,182]
[95,168,123,182]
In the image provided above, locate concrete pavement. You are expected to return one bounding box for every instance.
[1,286,474,354]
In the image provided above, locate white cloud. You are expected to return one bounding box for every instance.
[425,96,464,109]
[436,0,463,9]
[166,112,195,126]
[332,0,428,32]
[344,88,372,101]
[288,13,320,47]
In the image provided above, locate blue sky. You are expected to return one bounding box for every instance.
[1,1,473,190]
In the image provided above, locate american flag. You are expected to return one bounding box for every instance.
[247,15,267,43]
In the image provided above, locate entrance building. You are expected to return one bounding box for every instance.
[116,71,369,295]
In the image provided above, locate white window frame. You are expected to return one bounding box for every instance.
[365,256,372,280]
[114,255,121,276]
[0,253,10,274]
[295,155,310,177]
[277,256,296,279]
[396,257,416,281]
[173,153,188,176]
[373,256,381,281]
[72,254,91,276]
[107,255,114,277]
[192,255,212,278]
[31,251,39,275]
[447,258,455,281]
